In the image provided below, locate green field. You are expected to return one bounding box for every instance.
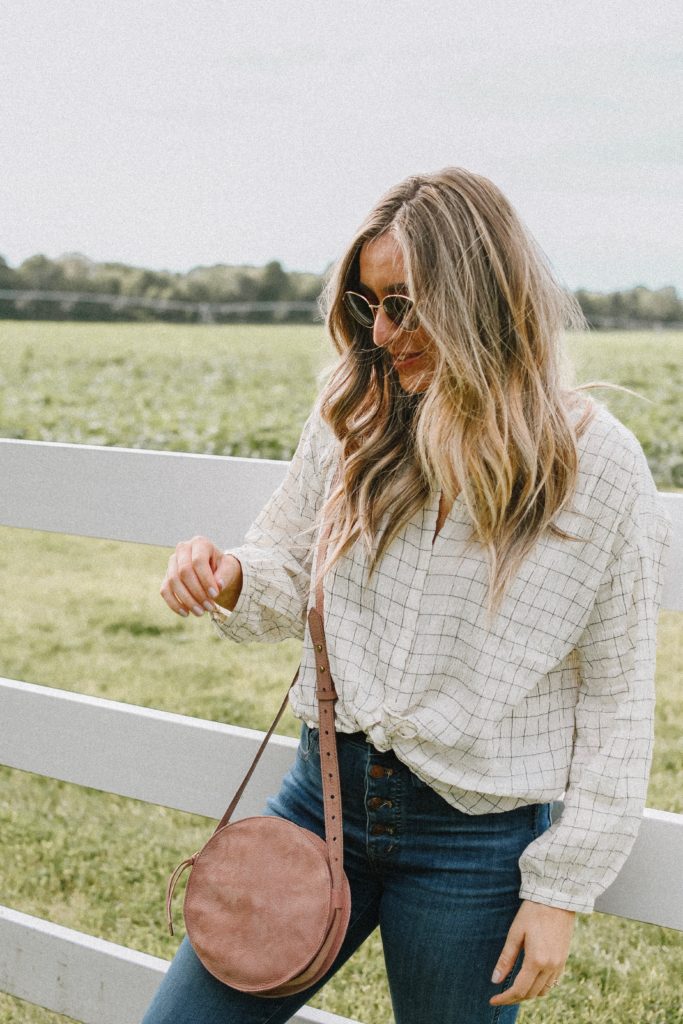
[0,322,681,1023]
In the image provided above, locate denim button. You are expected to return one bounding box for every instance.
[368,797,393,810]
[371,824,395,835]
[369,765,394,778]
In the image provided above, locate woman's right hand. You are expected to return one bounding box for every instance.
[160,536,243,618]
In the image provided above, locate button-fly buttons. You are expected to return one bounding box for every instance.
[371,824,395,836]
[367,796,394,810]
[369,765,394,778]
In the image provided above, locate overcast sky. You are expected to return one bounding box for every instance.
[1,0,680,292]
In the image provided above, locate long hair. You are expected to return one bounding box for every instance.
[311,166,641,623]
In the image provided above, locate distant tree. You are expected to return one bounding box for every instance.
[235,271,260,302]
[609,291,626,319]
[17,254,66,290]
[652,286,680,322]
[0,255,18,289]
[122,267,171,297]
[257,260,291,302]
[294,273,325,302]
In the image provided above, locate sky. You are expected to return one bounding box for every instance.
[1,0,681,293]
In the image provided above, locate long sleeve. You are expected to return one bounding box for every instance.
[517,470,673,913]
[210,403,337,644]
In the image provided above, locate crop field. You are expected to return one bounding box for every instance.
[0,321,681,1023]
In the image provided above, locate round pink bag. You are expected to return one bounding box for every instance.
[165,481,351,996]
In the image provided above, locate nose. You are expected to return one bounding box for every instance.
[372,307,402,351]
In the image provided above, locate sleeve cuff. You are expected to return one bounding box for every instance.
[208,549,257,642]
[518,882,595,915]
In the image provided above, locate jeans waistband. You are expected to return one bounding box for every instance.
[335,727,397,757]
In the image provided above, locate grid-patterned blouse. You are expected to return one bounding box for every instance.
[211,398,672,914]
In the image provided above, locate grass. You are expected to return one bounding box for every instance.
[0,322,681,1023]
[0,321,330,458]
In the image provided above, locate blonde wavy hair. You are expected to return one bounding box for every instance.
[311,166,641,623]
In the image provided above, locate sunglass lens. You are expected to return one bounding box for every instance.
[384,296,418,330]
[343,292,374,328]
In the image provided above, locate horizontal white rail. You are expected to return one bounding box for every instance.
[591,807,683,929]
[2,439,682,609]
[0,438,289,549]
[2,677,682,931]
[0,907,356,1024]
[0,676,298,820]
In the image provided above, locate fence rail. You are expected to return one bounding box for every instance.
[1,438,682,1023]
[0,289,320,323]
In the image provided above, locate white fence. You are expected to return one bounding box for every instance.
[1,438,682,1024]
[0,289,319,323]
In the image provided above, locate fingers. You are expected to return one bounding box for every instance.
[489,899,573,1006]
[490,927,523,986]
[490,961,563,1006]
[540,974,561,996]
[489,964,545,1006]
[160,537,224,618]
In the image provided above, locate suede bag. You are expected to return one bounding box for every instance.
[165,482,351,997]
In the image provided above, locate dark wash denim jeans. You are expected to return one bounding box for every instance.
[142,722,552,1024]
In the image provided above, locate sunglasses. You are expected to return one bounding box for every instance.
[343,291,420,333]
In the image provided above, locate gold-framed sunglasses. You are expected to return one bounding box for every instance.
[342,290,420,333]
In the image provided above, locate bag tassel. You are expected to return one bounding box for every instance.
[166,855,197,935]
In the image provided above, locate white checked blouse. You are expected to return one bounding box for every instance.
[211,398,672,914]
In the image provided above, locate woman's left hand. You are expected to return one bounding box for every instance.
[489,899,576,1006]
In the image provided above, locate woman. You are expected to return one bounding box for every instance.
[146,167,671,1023]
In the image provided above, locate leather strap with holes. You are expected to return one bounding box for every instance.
[209,461,346,896]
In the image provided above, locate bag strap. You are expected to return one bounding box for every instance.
[209,459,346,894]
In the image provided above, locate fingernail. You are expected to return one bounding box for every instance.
[491,969,502,983]
[217,578,225,591]
[203,601,213,612]
[208,587,218,598]
[178,609,189,618]
[192,605,204,616]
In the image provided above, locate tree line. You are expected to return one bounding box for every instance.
[0,252,680,328]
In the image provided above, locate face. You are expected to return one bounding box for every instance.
[357,234,435,392]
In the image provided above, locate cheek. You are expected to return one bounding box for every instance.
[415,329,436,360]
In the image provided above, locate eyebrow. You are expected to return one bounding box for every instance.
[357,281,407,296]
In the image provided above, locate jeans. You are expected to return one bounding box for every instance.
[142,722,553,1024]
